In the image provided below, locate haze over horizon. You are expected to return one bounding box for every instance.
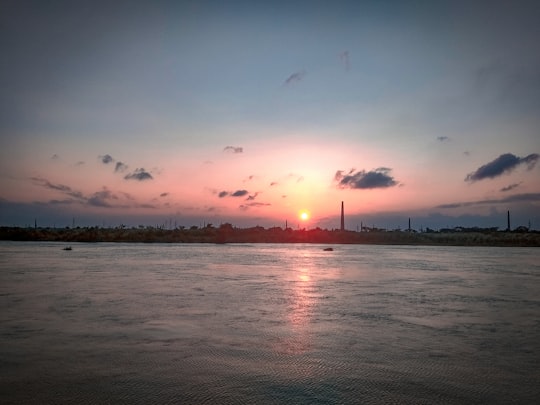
[1,0,539,231]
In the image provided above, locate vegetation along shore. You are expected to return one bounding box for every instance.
[1,225,539,247]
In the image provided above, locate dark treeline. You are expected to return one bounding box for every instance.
[1,224,539,247]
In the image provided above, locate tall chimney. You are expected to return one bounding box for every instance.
[507,210,511,231]
[340,201,345,231]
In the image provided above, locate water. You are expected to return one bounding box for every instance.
[1,242,539,404]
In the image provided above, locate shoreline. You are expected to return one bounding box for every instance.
[2,226,539,247]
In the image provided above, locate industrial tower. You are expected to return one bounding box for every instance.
[341,201,345,231]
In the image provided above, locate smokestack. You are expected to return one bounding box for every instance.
[507,210,511,231]
[341,201,345,231]
[408,217,411,232]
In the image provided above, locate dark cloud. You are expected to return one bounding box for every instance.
[100,154,114,164]
[284,70,306,85]
[335,168,398,189]
[160,192,169,197]
[124,168,153,181]
[231,190,248,197]
[500,183,521,192]
[218,189,249,198]
[223,146,243,154]
[340,51,350,71]
[115,161,128,173]
[270,182,278,186]
[31,177,85,200]
[436,136,449,142]
[436,193,540,209]
[437,203,462,209]
[87,189,117,207]
[246,192,259,201]
[465,153,539,182]
[239,202,271,210]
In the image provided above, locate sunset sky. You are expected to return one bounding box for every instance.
[1,0,539,230]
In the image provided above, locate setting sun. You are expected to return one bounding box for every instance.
[300,211,310,221]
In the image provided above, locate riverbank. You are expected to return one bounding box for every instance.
[1,226,539,247]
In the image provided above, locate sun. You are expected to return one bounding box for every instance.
[299,210,310,221]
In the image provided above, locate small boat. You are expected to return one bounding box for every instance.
[323,247,334,251]
[62,246,72,251]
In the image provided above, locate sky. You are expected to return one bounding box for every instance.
[1,0,539,230]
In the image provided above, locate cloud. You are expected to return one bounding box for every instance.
[239,202,271,210]
[100,154,114,164]
[436,136,449,142]
[223,146,243,154]
[340,51,350,71]
[246,192,259,201]
[231,189,248,197]
[75,161,85,166]
[284,70,306,85]
[115,161,128,173]
[51,154,59,160]
[465,153,539,182]
[335,168,398,189]
[31,177,85,200]
[124,168,153,181]
[87,189,117,207]
[160,192,169,197]
[218,189,249,198]
[270,182,278,186]
[435,193,540,209]
[500,183,521,192]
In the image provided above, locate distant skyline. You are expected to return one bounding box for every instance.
[1,0,539,230]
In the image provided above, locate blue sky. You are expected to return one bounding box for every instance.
[1,0,539,230]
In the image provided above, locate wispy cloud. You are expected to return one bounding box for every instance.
[223,146,243,154]
[334,168,398,189]
[500,182,521,192]
[239,202,271,210]
[124,168,153,181]
[284,70,306,85]
[218,191,229,198]
[31,177,85,200]
[436,193,540,208]
[27,177,160,213]
[51,154,60,160]
[246,192,259,201]
[436,136,449,142]
[465,153,539,182]
[160,192,169,197]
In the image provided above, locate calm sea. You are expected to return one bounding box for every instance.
[1,242,539,404]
